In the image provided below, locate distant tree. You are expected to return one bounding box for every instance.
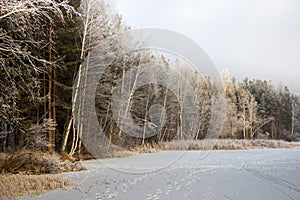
[193,72,212,139]
[291,94,300,140]
[220,69,239,138]
[243,79,294,140]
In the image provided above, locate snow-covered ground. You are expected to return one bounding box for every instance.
[25,149,300,200]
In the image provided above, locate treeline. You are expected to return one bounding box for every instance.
[104,62,300,144]
[0,0,299,156]
[220,70,300,141]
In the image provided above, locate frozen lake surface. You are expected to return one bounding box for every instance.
[26,149,300,200]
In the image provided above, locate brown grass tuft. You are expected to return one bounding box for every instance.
[0,174,72,199]
[0,150,86,175]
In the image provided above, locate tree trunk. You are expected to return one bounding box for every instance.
[48,21,54,154]
[61,116,73,152]
[291,99,295,136]
[53,58,57,149]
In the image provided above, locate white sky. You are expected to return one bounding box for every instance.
[113,0,300,93]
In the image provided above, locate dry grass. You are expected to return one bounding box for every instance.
[156,139,300,151]
[0,150,86,175]
[0,150,85,199]
[96,149,140,159]
[0,174,72,199]
[86,143,158,159]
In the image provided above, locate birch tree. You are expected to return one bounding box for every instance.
[61,0,125,155]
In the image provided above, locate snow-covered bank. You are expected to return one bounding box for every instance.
[25,149,300,200]
[158,139,300,150]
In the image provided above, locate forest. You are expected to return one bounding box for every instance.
[1,0,300,158]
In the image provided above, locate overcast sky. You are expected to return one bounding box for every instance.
[113,0,300,93]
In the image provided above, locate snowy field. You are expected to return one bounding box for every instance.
[25,149,300,200]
